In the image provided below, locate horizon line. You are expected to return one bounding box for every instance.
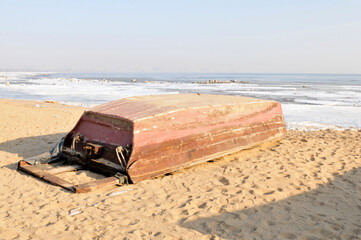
[1,70,361,75]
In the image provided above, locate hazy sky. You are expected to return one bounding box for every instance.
[1,0,361,73]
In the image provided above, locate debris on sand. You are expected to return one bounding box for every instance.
[69,208,82,216]
[108,189,133,197]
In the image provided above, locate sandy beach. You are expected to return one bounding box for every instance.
[0,99,360,240]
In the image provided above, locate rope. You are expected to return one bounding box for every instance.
[116,146,127,168]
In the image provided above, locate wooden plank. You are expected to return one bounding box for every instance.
[47,164,83,175]
[74,177,119,193]
[19,164,45,178]
[19,161,119,193]
[19,162,75,192]
[43,173,75,192]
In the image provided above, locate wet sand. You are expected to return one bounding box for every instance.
[0,99,360,240]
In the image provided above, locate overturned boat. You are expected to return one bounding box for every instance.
[18,94,286,193]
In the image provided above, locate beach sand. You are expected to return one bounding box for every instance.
[0,99,360,240]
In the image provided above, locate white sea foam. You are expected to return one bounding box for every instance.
[1,72,360,130]
[286,122,346,131]
[282,104,361,129]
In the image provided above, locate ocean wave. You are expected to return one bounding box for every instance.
[1,72,361,129]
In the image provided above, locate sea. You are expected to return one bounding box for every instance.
[1,72,360,130]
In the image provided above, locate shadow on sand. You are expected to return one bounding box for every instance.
[181,167,361,239]
[0,133,66,169]
[0,133,66,158]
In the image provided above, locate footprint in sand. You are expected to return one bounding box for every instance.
[198,202,207,209]
[218,177,230,186]
[263,190,275,195]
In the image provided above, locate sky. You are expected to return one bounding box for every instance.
[1,0,361,73]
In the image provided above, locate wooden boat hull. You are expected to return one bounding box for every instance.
[126,97,286,182]
[18,94,286,192]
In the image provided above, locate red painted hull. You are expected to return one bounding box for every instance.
[62,94,286,183]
